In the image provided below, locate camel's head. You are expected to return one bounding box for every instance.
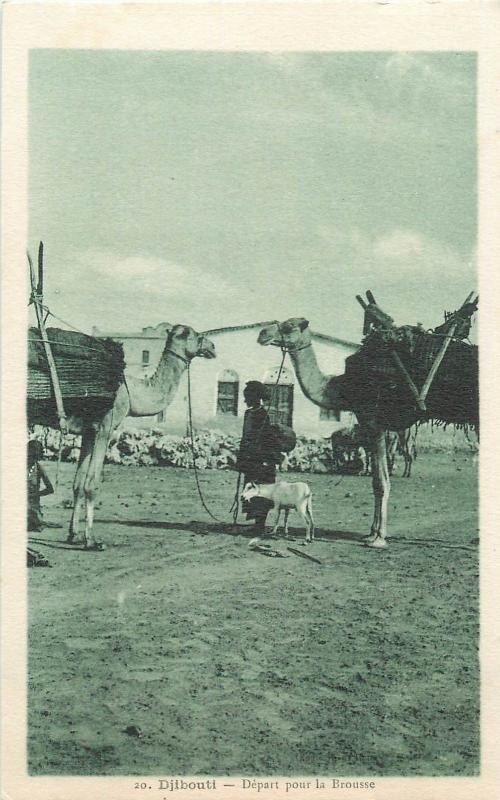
[258,317,311,351]
[168,325,216,361]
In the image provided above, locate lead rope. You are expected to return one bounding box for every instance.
[186,363,225,524]
[186,346,289,527]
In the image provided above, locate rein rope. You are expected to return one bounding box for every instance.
[186,360,225,524]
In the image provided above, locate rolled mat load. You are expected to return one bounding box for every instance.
[28,327,125,423]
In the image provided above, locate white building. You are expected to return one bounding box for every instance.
[92,321,359,437]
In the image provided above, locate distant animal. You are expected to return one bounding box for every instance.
[385,429,418,478]
[241,481,315,543]
[364,430,417,478]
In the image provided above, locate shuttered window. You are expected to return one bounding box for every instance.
[320,407,340,421]
[217,381,239,416]
[265,384,294,427]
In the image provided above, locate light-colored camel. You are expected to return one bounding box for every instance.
[257,305,476,548]
[40,325,215,549]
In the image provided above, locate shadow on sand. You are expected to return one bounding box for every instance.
[95,517,367,545]
[28,535,92,552]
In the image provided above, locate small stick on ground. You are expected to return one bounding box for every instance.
[287,546,323,565]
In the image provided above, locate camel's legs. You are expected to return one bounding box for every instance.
[366,431,390,548]
[68,426,96,543]
[82,411,115,549]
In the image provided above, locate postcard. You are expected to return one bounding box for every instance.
[1,3,499,799]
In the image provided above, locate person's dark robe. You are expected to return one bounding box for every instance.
[238,405,277,520]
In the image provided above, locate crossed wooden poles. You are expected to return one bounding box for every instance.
[355,290,478,414]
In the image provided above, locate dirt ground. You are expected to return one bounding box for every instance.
[28,453,479,777]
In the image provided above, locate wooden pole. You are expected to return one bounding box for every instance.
[37,241,44,297]
[389,351,427,412]
[417,322,458,407]
[28,247,67,432]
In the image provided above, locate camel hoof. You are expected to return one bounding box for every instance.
[365,537,388,549]
[85,542,106,551]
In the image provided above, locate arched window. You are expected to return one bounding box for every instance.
[319,407,340,422]
[217,369,239,416]
[262,366,294,427]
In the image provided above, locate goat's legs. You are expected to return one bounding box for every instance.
[297,498,314,543]
[271,506,281,535]
[283,508,290,536]
[305,495,315,542]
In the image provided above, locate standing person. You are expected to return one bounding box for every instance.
[237,380,279,534]
[27,439,54,532]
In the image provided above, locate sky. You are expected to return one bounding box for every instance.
[29,50,477,343]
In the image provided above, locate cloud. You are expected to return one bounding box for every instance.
[313,224,476,330]
[373,230,426,260]
[383,52,474,106]
[318,224,473,277]
[36,246,235,335]
[384,53,432,81]
[71,249,230,298]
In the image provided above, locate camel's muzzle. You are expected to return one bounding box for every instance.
[198,337,216,359]
[257,326,279,346]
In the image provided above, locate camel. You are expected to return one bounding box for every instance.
[31,324,216,549]
[257,296,477,548]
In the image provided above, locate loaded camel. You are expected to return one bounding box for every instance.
[31,325,216,549]
[258,294,478,548]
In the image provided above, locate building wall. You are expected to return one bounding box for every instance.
[93,324,358,437]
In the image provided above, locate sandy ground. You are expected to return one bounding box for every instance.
[28,453,479,776]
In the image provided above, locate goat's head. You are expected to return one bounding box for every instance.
[241,481,260,502]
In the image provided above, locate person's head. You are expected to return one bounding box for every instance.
[243,380,269,408]
[28,439,43,467]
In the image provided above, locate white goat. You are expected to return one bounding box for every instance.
[241,481,315,543]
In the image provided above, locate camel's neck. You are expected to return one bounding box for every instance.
[145,346,188,408]
[288,345,343,409]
